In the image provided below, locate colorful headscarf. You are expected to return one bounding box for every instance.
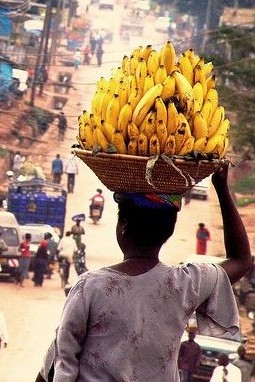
[113,192,182,211]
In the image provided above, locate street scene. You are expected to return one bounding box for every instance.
[0,0,255,381]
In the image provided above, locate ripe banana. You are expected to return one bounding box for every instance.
[156,119,168,152]
[172,71,194,117]
[143,74,155,95]
[206,75,216,92]
[155,96,167,125]
[127,137,138,155]
[111,129,127,154]
[203,61,214,77]
[160,41,176,75]
[141,117,156,140]
[101,120,115,142]
[147,50,160,78]
[193,111,208,140]
[135,58,148,92]
[132,83,163,127]
[105,93,120,128]
[128,88,141,111]
[138,133,148,156]
[149,134,161,156]
[118,102,133,141]
[142,44,153,63]
[193,82,204,109]
[201,99,213,124]
[193,136,208,152]
[161,75,175,101]
[193,65,207,98]
[215,118,230,137]
[154,64,168,85]
[203,133,225,154]
[164,134,176,155]
[79,122,94,150]
[174,123,190,154]
[127,122,140,140]
[208,106,225,137]
[177,113,192,137]
[129,55,139,75]
[167,101,179,135]
[204,88,218,114]
[179,52,194,86]
[178,136,195,155]
[93,126,110,152]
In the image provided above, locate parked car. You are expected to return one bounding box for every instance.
[181,332,241,381]
[190,176,212,200]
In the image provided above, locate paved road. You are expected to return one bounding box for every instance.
[0,8,253,381]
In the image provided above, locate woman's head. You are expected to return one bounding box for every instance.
[114,193,180,249]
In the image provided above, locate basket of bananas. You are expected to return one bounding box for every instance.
[74,42,229,194]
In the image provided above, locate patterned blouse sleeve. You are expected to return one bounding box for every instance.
[53,278,90,382]
[187,263,239,338]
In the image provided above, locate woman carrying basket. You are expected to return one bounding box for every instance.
[36,163,251,382]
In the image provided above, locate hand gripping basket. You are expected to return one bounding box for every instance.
[74,149,225,195]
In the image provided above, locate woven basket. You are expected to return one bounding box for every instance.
[74,149,225,194]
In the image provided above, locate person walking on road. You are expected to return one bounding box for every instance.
[51,154,63,184]
[16,233,32,287]
[36,163,252,382]
[232,345,254,382]
[0,311,8,353]
[196,222,211,255]
[71,218,85,249]
[57,231,77,284]
[65,152,79,193]
[56,112,67,141]
[33,240,49,287]
[210,352,242,381]
[178,331,202,382]
[95,43,104,67]
[73,242,88,276]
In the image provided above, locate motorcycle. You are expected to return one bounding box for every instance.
[90,205,102,224]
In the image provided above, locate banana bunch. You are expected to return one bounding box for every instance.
[77,42,229,159]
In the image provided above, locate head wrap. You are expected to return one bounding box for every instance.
[113,192,182,211]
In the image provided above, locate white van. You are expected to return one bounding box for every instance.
[0,211,22,277]
[190,176,212,200]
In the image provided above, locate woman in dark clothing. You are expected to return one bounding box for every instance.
[33,240,49,287]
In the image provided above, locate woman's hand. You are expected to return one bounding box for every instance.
[211,161,229,190]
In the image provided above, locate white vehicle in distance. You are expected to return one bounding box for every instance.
[190,175,212,200]
[98,0,114,10]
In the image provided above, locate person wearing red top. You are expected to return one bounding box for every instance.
[196,223,211,255]
[89,188,105,218]
[16,233,32,287]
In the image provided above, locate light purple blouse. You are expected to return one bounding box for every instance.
[43,262,239,382]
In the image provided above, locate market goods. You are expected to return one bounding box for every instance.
[77,41,230,159]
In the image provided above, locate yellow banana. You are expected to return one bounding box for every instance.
[192,111,208,140]
[201,99,213,124]
[111,66,124,83]
[177,113,192,137]
[101,120,115,142]
[193,82,204,109]
[204,88,218,114]
[137,133,148,156]
[96,77,108,92]
[76,134,86,149]
[143,74,155,95]
[167,101,179,135]
[127,74,137,94]
[131,46,143,61]
[142,44,153,63]
[116,80,129,110]
[90,113,102,129]
[206,74,216,92]
[193,99,202,113]
[155,96,167,125]
[215,118,230,137]
[203,61,214,77]
[132,83,163,127]
[156,119,168,151]
[118,102,133,141]
[93,126,111,152]
[178,136,195,156]
[91,90,102,115]
[105,93,120,128]
[128,88,141,111]
[129,55,139,75]
[218,135,229,158]
[111,129,127,154]
[108,77,118,95]
[79,110,91,126]
[193,65,207,98]
[147,50,160,78]
[164,134,176,156]
[184,49,200,68]
[193,137,209,152]
[149,134,161,156]
[100,90,114,120]
[208,106,225,137]
[127,122,140,140]
[210,134,229,158]
[121,55,129,73]
[179,52,194,86]
[139,110,154,133]
[154,64,168,85]
[203,133,225,154]
[141,117,156,140]
[174,123,189,154]
[160,41,176,75]
[135,58,148,93]
[127,137,138,156]
[79,122,94,150]
[172,71,194,117]
[161,75,175,101]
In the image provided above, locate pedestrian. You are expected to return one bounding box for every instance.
[73,242,88,276]
[210,352,242,381]
[83,44,91,65]
[57,231,77,284]
[232,345,254,382]
[36,163,252,382]
[95,43,104,66]
[51,154,63,184]
[44,232,58,279]
[56,112,67,141]
[196,222,211,255]
[12,151,25,176]
[16,233,32,287]
[73,49,81,69]
[178,330,202,382]
[33,240,49,287]
[0,228,8,255]
[89,188,105,218]
[71,219,85,249]
[65,152,79,193]
[0,311,8,353]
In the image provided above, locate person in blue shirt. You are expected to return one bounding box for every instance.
[51,154,63,184]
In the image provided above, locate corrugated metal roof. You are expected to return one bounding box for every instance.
[221,7,255,29]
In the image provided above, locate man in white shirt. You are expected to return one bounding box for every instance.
[57,231,77,283]
[65,153,79,193]
[210,352,242,382]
